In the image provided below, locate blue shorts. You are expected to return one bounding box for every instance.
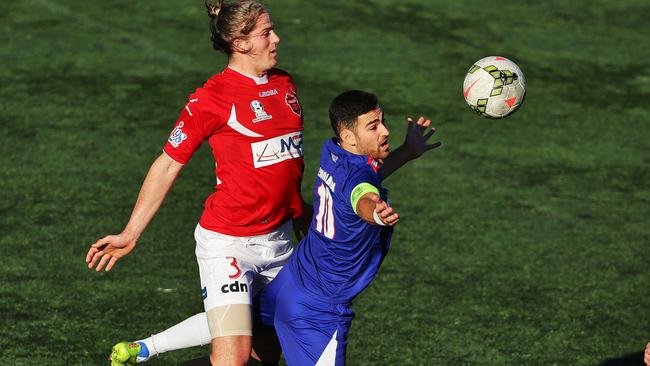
[257,268,355,366]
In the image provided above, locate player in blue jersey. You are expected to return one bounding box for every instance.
[257,90,441,365]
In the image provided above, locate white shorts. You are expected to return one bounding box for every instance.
[195,221,294,313]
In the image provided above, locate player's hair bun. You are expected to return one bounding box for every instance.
[205,0,223,19]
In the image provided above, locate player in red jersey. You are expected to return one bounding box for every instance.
[85,1,308,365]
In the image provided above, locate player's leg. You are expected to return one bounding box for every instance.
[196,223,269,366]
[275,310,351,366]
[110,312,212,364]
[200,277,280,366]
[188,223,293,366]
[247,222,297,364]
[250,325,280,364]
[209,334,252,365]
[199,263,256,365]
[272,276,353,366]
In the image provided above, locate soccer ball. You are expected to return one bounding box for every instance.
[463,56,526,119]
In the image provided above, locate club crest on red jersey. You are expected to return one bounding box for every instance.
[251,100,272,123]
[168,121,188,148]
[285,93,302,116]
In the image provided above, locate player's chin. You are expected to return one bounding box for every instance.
[377,142,390,158]
[373,149,390,160]
[268,52,278,66]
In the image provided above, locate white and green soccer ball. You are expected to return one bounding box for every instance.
[463,56,526,119]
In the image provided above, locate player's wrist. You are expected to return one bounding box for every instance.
[120,228,139,243]
[372,210,387,226]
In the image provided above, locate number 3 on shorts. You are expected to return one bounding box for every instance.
[226,256,241,279]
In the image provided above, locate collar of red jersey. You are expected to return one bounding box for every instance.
[226,66,269,85]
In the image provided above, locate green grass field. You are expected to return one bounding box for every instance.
[2,0,649,365]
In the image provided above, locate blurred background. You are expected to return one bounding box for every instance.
[1,0,649,364]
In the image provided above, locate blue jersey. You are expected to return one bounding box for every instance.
[287,138,393,304]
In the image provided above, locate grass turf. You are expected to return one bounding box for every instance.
[1,0,649,365]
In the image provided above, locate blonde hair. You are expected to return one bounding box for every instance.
[205,0,268,54]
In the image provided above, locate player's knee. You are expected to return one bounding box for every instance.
[209,335,253,366]
[209,346,250,366]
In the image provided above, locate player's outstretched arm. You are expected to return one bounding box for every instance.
[85,153,183,272]
[379,116,441,180]
[355,193,399,227]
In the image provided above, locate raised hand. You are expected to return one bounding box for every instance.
[402,116,442,159]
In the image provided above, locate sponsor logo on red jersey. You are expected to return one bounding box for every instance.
[251,131,303,168]
[251,100,273,123]
[259,89,278,98]
[168,121,188,148]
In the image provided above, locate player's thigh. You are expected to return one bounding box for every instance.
[249,267,293,363]
[195,227,258,338]
[276,315,350,366]
[274,288,353,366]
[253,263,293,327]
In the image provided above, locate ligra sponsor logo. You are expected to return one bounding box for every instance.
[250,131,303,168]
[221,281,249,294]
[259,89,278,98]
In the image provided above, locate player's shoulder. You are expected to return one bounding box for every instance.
[268,68,292,78]
[182,72,229,110]
[267,68,295,84]
[321,141,379,188]
[199,72,228,96]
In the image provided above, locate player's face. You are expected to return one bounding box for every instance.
[351,108,390,159]
[245,13,280,73]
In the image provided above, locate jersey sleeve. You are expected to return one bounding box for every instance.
[342,165,381,214]
[162,96,210,165]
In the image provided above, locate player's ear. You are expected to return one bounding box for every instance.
[232,38,249,53]
[339,128,357,147]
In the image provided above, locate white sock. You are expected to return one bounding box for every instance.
[137,312,212,356]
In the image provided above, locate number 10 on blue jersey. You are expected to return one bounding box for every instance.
[314,183,335,239]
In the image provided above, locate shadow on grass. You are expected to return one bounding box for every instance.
[598,351,644,366]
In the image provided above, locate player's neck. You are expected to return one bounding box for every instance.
[337,139,364,156]
[228,57,268,78]
[227,65,269,85]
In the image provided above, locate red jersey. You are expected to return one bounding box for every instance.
[163,67,304,236]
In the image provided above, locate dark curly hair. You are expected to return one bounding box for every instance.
[329,90,380,138]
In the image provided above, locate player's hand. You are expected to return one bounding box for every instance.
[644,341,650,365]
[372,195,399,226]
[402,116,441,159]
[85,233,137,272]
